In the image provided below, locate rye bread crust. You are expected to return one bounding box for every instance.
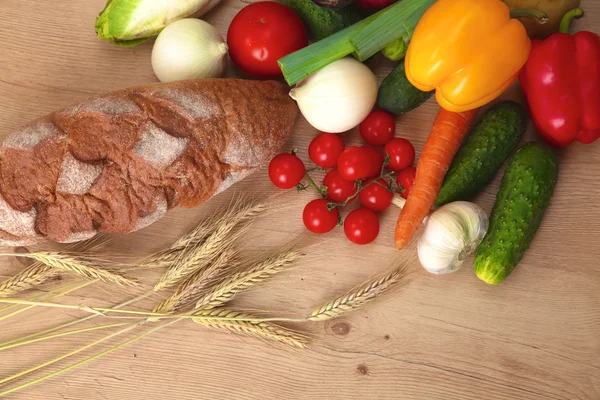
[0,79,297,245]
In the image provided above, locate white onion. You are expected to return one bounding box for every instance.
[152,18,227,82]
[289,57,378,133]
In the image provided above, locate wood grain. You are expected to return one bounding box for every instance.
[0,1,599,399]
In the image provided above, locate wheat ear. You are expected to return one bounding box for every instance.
[139,198,250,269]
[138,223,212,270]
[0,263,57,297]
[12,252,140,288]
[308,257,419,321]
[154,202,266,291]
[193,309,308,348]
[195,250,301,311]
[153,251,233,314]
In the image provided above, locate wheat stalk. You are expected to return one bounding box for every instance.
[153,250,234,314]
[154,201,266,291]
[0,263,58,297]
[193,309,308,348]
[141,200,266,272]
[7,252,140,288]
[138,248,183,271]
[308,257,419,321]
[195,250,301,311]
[138,224,211,270]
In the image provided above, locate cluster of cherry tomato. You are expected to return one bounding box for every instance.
[269,110,417,245]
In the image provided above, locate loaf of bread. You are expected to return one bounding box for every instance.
[0,79,298,246]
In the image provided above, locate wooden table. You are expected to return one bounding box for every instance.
[1,1,599,399]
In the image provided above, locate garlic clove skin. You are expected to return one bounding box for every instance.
[417,201,489,275]
[152,18,228,83]
[289,57,378,133]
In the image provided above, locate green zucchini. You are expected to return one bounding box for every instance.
[282,0,361,41]
[474,142,559,285]
[435,101,527,206]
[377,62,434,115]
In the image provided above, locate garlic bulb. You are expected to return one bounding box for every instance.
[289,57,378,133]
[152,19,227,82]
[417,202,489,275]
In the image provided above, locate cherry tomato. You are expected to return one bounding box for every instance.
[303,199,339,234]
[359,110,396,146]
[337,146,372,181]
[396,166,416,199]
[227,2,308,78]
[344,208,380,245]
[362,146,384,177]
[323,169,356,203]
[308,133,345,169]
[383,138,415,171]
[268,153,305,189]
[359,178,393,212]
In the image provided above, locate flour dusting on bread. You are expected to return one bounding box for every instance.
[0,195,38,238]
[80,96,141,114]
[132,121,189,167]
[58,230,98,244]
[56,152,103,195]
[134,197,168,231]
[147,86,219,120]
[0,79,297,246]
[3,120,65,149]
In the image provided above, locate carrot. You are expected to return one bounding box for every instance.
[394,108,479,249]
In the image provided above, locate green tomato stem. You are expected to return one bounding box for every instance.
[299,172,326,198]
[305,173,323,195]
[327,172,395,211]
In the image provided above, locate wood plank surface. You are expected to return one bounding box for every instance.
[0,1,599,399]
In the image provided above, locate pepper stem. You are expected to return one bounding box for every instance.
[509,9,549,24]
[560,8,584,33]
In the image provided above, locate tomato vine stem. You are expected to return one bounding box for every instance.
[326,155,396,211]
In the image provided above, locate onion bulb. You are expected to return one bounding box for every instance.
[152,19,227,82]
[417,202,489,275]
[289,57,378,133]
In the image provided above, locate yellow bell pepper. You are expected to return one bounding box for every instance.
[405,0,531,112]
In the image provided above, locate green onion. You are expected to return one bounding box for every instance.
[278,0,435,86]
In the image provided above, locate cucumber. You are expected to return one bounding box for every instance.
[435,101,527,206]
[282,0,361,41]
[474,142,559,285]
[377,63,434,115]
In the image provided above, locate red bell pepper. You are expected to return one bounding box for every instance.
[520,9,600,147]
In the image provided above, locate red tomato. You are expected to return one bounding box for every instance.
[362,146,384,177]
[344,208,380,245]
[359,110,396,146]
[227,2,308,78]
[337,146,372,181]
[268,153,305,189]
[396,166,416,199]
[308,133,345,169]
[359,178,393,211]
[323,169,356,203]
[383,138,415,171]
[303,199,339,234]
